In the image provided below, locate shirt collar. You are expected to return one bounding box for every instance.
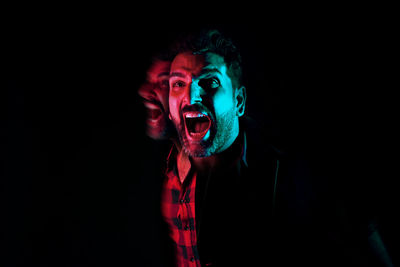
[165,130,248,181]
[242,131,248,168]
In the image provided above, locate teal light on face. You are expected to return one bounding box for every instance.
[214,90,235,113]
[203,129,211,140]
[169,52,242,157]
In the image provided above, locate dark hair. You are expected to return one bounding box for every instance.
[170,29,243,89]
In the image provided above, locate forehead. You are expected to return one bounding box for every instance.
[170,52,226,76]
[147,60,170,82]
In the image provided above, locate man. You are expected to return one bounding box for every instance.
[138,56,176,141]
[162,29,275,266]
[161,29,394,267]
[137,53,188,266]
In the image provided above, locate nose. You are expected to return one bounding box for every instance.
[189,80,204,105]
[138,82,154,100]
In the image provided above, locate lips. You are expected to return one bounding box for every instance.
[144,101,163,123]
[183,111,211,139]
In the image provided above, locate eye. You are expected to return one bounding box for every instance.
[199,78,220,90]
[172,80,186,89]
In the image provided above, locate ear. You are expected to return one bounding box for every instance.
[235,86,246,117]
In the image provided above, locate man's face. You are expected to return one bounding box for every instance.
[138,60,172,140]
[169,52,242,157]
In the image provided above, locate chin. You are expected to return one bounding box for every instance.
[183,141,214,158]
[147,127,167,140]
[146,116,171,140]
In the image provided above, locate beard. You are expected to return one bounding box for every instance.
[177,109,236,158]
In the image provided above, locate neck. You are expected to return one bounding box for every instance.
[191,130,242,172]
[219,118,239,153]
[191,153,220,172]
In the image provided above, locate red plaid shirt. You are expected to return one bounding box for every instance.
[161,147,201,267]
[161,133,246,267]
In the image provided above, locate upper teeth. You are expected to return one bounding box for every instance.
[144,102,160,110]
[185,112,206,118]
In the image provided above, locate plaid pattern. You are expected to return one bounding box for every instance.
[161,147,201,267]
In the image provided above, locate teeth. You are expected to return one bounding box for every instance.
[144,102,161,110]
[185,112,207,118]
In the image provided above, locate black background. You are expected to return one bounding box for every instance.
[3,7,398,266]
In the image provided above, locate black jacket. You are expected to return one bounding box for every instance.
[160,117,393,267]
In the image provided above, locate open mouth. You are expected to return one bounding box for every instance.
[144,101,163,122]
[184,112,211,139]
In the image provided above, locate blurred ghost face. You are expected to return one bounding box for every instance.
[138,60,172,140]
[169,52,244,157]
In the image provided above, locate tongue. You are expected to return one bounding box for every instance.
[194,121,209,133]
[187,116,211,134]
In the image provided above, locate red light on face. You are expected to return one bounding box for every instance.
[138,60,172,140]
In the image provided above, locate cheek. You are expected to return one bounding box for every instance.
[213,93,235,115]
[160,90,169,112]
[169,96,181,121]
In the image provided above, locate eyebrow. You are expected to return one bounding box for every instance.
[199,67,222,77]
[169,72,187,78]
[157,72,170,78]
[170,68,222,79]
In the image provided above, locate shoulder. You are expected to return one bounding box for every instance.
[240,116,283,162]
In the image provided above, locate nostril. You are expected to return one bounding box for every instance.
[190,96,202,105]
[190,90,203,104]
[189,82,204,104]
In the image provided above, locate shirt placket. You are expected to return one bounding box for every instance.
[178,176,199,267]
